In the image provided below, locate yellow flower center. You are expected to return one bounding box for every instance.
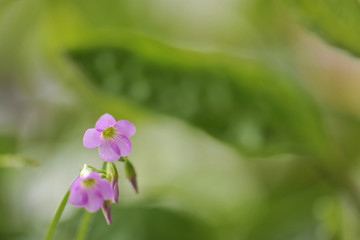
[81,179,95,189]
[102,127,116,139]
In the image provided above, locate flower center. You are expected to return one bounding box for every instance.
[102,127,116,139]
[81,179,96,189]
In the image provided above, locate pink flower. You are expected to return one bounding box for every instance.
[83,113,136,162]
[69,167,113,212]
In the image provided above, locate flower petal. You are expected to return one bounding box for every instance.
[84,189,103,212]
[115,135,131,157]
[114,120,136,138]
[95,113,116,131]
[96,178,113,200]
[99,140,121,162]
[69,178,88,206]
[83,172,102,181]
[83,128,101,149]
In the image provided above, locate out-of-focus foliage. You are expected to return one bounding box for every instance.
[283,0,360,57]
[69,46,328,157]
[2,0,360,240]
[57,206,216,240]
[0,154,38,168]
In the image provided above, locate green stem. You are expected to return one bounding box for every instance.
[102,162,107,171]
[87,166,105,174]
[74,210,92,240]
[45,190,70,240]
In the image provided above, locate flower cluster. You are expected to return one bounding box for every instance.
[68,113,138,225]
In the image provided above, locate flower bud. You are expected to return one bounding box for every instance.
[101,200,112,225]
[105,162,119,203]
[124,159,138,193]
[80,164,93,177]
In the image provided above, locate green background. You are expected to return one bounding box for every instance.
[1,0,360,239]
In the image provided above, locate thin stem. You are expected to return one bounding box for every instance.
[87,165,105,174]
[102,162,107,171]
[45,190,70,240]
[74,210,92,240]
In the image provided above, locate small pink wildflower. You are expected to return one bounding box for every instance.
[69,166,113,212]
[83,113,136,162]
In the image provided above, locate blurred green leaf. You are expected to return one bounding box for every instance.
[43,0,334,158]
[57,205,216,240]
[0,154,39,168]
[247,157,340,240]
[0,135,16,154]
[283,0,360,57]
[68,44,330,158]
[325,111,360,168]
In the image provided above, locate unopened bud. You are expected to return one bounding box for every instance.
[80,164,93,177]
[101,200,112,225]
[124,159,138,193]
[105,162,119,203]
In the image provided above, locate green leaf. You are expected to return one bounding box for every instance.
[57,205,216,240]
[41,0,333,158]
[246,157,340,240]
[68,43,330,158]
[283,0,360,57]
[0,154,39,168]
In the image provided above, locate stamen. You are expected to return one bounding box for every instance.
[81,179,95,188]
[102,127,116,139]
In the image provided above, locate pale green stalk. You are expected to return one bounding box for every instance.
[44,190,70,240]
[74,210,92,240]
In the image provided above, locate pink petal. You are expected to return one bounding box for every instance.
[83,128,102,149]
[96,178,113,200]
[83,172,102,181]
[69,178,88,206]
[99,140,121,162]
[84,189,103,212]
[95,113,116,131]
[115,135,131,157]
[114,120,136,138]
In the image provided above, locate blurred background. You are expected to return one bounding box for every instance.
[2,0,360,239]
